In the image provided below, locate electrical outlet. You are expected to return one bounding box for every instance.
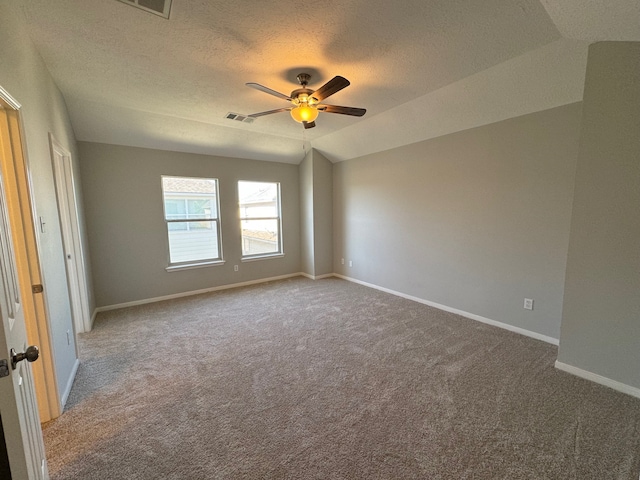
[234,265,238,272]
[349,260,353,267]
[524,298,534,310]
[341,258,344,265]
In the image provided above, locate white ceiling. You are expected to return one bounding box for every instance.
[21,0,640,164]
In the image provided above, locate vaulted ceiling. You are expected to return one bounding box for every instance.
[22,0,640,163]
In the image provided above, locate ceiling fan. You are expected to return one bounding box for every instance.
[246,73,366,129]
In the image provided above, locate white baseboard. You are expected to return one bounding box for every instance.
[95,273,304,313]
[555,361,640,399]
[60,358,80,409]
[300,272,334,280]
[314,273,334,280]
[333,274,559,346]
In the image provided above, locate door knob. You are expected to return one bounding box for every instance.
[10,345,39,370]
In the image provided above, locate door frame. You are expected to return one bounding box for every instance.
[49,135,91,334]
[0,85,50,477]
[0,85,61,422]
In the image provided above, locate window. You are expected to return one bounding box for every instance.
[238,181,282,258]
[162,176,222,266]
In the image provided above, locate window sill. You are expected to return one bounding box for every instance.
[166,260,225,272]
[241,253,285,263]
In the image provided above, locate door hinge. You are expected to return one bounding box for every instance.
[32,284,43,293]
[0,359,9,378]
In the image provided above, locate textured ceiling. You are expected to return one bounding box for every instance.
[21,0,640,164]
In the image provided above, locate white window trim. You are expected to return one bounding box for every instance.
[241,253,285,263]
[239,181,283,259]
[162,175,223,267]
[165,260,226,272]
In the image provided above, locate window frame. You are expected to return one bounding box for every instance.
[238,180,283,260]
[161,175,224,270]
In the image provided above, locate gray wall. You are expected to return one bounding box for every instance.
[558,42,640,388]
[299,150,314,276]
[333,103,582,340]
[312,151,333,277]
[0,2,85,401]
[78,142,301,307]
[299,150,333,278]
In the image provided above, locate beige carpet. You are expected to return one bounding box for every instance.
[43,277,640,479]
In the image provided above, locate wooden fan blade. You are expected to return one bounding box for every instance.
[318,105,366,116]
[248,107,292,118]
[302,121,316,129]
[246,83,292,101]
[311,76,350,102]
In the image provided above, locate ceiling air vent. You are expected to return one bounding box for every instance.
[225,113,255,124]
[117,0,172,19]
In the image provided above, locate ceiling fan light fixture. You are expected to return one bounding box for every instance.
[290,104,318,123]
[247,73,365,129]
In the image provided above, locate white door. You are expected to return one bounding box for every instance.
[50,136,90,334]
[0,160,47,478]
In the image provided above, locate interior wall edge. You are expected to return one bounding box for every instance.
[555,361,640,400]
[300,272,334,281]
[557,41,640,390]
[89,309,98,330]
[59,359,80,410]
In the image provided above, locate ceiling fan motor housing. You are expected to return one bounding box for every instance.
[290,88,316,105]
